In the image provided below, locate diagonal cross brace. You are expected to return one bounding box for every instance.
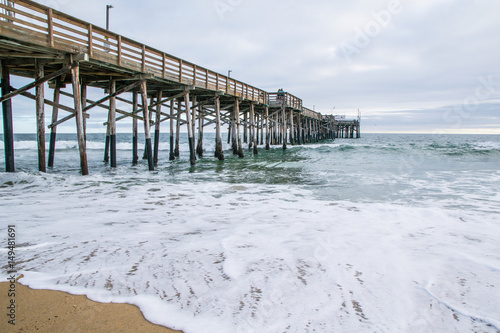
[0,62,78,104]
[83,80,142,112]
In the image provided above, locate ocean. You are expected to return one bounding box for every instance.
[1,133,499,332]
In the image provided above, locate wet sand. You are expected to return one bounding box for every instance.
[0,280,182,333]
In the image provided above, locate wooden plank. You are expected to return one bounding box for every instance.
[52,21,88,38]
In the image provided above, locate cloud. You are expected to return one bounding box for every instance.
[4,0,500,134]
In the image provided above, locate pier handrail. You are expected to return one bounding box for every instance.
[301,106,322,120]
[268,92,302,110]
[0,0,268,104]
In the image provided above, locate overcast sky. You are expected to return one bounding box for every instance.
[5,0,500,133]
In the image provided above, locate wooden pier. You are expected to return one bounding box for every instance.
[0,0,360,175]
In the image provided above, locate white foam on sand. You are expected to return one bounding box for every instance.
[1,173,499,332]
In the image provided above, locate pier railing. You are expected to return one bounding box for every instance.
[0,0,267,104]
[268,92,302,110]
[301,106,322,120]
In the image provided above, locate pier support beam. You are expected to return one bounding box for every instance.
[81,81,87,141]
[191,96,197,161]
[281,107,287,150]
[109,80,118,167]
[48,84,60,168]
[214,95,224,160]
[1,64,15,172]
[250,103,257,155]
[104,112,110,163]
[231,105,238,155]
[175,98,181,158]
[243,111,248,144]
[265,106,270,150]
[35,61,46,172]
[169,100,175,161]
[153,90,162,166]
[298,112,302,145]
[235,99,244,158]
[185,91,196,165]
[132,92,139,165]
[109,80,117,168]
[196,105,204,157]
[71,64,89,175]
[139,80,154,171]
[290,110,295,145]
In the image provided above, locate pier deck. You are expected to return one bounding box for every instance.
[1,0,360,175]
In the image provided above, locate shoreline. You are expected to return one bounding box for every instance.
[0,280,183,332]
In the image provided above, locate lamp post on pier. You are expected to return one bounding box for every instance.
[106,5,113,30]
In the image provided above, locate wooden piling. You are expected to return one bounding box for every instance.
[259,113,264,145]
[153,89,162,166]
[132,92,139,165]
[175,98,181,158]
[139,80,154,171]
[248,105,254,151]
[196,104,204,157]
[35,61,46,172]
[243,110,248,144]
[104,111,110,163]
[169,99,175,161]
[265,105,270,150]
[81,80,87,141]
[256,113,260,146]
[290,110,295,145]
[231,105,238,155]
[71,63,89,175]
[109,80,117,168]
[298,111,302,145]
[235,99,244,158]
[281,107,287,150]
[1,63,15,172]
[214,95,224,160]
[47,84,60,168]
[191,96,197,161]
[250,103,257,155]
[143,94,155,160]
[184,91,196,165]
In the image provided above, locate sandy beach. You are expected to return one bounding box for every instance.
[0,279,182,333]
